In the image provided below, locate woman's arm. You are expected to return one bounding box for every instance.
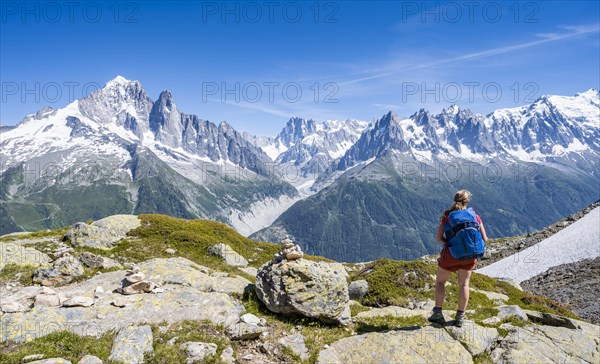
[479,222,488,242]
[436,220,447,243]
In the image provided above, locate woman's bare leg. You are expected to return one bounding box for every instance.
[457,269,472,311]
[435,266,452,308]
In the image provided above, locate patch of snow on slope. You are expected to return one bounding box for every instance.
[476,207,600,283]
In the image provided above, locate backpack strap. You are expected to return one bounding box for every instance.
[451,221,480,234]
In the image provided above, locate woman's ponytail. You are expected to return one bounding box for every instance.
[442,190,472,219]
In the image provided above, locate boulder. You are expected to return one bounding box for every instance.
[525,310,579,329]
[317,326,473,363]
[256,240,350,325]
[26,359,72,364]
[77,252,122,270]
[471,288,509,304]
[180,341,217,363]
[496,305,529,321]
[65,215,141,250]
[220,346,235,364]
[0,300,28,313]
[227,322,264,340]
[77,252,104,268]
[348,280,369,300]
[278,333,309,360]
[240,313,261,325]
[62,296,94,308]
[34,294,61,307]
[136,257,251,295]
[22,354,45,362]
[33,256,84,286]
[77,355,103,364]
[239,266,258,277]
[208,243,248,267]
[108,325,153,364]
[0,243,50,270]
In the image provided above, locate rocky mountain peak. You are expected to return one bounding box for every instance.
[278,117,318,147]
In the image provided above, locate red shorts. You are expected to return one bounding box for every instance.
[438,246,477,272]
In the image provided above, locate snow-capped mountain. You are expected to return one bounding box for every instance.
[320,89,599,182]
[253,89,600,262]
[244,117,368,194]
[0,76,297,236]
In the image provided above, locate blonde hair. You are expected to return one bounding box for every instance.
[443,190,472,218]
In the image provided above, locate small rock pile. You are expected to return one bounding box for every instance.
[117,266,159,295]
[273,237,304,262]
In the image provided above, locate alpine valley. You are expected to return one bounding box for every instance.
[1,77,599,262]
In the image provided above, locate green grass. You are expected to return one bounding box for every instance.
[354,315,428,333]
[473,352,494,364]
[0,331,115,364]
[0,263,36,286]
[351,258,437,307]
[147,320,230,364]
[349,302,370,317]
[0,227,67,242]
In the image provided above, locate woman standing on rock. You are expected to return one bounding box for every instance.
[429,190,488,327]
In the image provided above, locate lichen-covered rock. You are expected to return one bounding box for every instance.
[317,325,473,363]
[227,322,264,340]
[445,320,499,356]
[278,333,309,360]
[471,288,509,304]
[108,325,153,364]
[33,256,84,286]
[137,257,251,295]
[496,305,529,321]
[77,252,122,270]
[65,215,141,250]
[525,310,580,329]
[491,319,600,363]
[0,243,50,270]
[0,300,28,313]
[77,355,103,364]
[27,359,72,364]
[180,341,217,363]
[255,256,350,325]
[62,296,94,307]
[1,258,244,343]
[348,280,369,300]
[208,243,248,267]
[220,346,235,364]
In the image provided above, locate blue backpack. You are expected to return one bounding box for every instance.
[443,208,486,260]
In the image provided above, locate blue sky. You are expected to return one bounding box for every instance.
[1,0,599,136]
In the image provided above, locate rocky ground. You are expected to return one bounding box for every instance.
[0,213,598,363]
[521,257,600,325]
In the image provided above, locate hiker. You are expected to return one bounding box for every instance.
[428,190,488,327]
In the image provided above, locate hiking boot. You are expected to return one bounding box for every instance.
[454,313,465,327]
[428,310,446,325]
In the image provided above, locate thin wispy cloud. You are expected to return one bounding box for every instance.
[339,23,599,86]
